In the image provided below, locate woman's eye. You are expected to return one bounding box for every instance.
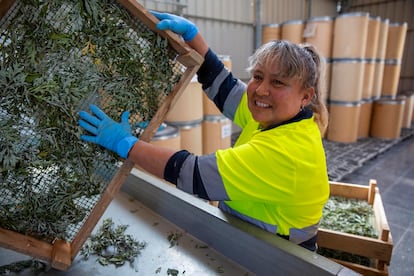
[272,79,283,86]
[253,74,262,81]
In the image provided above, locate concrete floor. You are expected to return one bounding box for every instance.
[340,134,414,276]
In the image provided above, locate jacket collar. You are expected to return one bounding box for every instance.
[262,107,313,131]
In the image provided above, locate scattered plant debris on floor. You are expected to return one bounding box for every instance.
[0,259,48,275]
[81,218,146,267]
[167,231,183,248]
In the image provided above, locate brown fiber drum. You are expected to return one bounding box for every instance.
[262,23,281,45]
[370,98,405,139]
[327,101,361,143]
[400,92,414,128]
[150,124,181,151]
[165,79,203,123]
[362,59,376,100]
[202,115,232,155]
[372,19,389,99]
[332,12,369,58]
[330,58,365,102]
[385,22,408,60]
[358,99,374,138]
[167,120,203,155]
[381,59,402,98]
[376,19,390,60]
[323,59,332,104]
[372,59,385,99]
[365,16,381,59]
[219,54,232,71]
[281,20,304,44]
[304,16,334,58]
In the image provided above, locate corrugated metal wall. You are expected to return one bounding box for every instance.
[261,0,307,23]
[144,0,254,79]
[186,0,255,80]
[261,0,337,24]
[346,0,414,93]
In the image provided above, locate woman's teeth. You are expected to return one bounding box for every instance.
[255,101,270,108]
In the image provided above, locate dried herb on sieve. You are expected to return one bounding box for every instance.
[0,0,181,242]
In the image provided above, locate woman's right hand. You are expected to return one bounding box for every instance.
[150,11,198,42]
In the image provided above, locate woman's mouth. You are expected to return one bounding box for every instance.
[255,100,271,108]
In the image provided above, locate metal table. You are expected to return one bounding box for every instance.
[0,168,360,275]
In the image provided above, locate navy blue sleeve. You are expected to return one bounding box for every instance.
[164,150,210,200]
[197,48,224,89]
[192,158,209,199]
[197,49,239,113]
[164,150,191,185]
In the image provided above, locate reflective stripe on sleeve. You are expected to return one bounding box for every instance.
[176,153,229,201]
[222,79,246,120]
[197,154,230,200]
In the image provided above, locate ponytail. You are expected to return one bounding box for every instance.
[302,44,329,136]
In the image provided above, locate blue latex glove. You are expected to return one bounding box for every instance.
[78,104,138,158]
[150,11,198,42]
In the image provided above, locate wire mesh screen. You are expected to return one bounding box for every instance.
[0,0,185,244]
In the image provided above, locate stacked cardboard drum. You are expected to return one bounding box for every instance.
[358,16,380,138]
[327,12,369,143]
[400,91,414,129]
[164,77,204,155]
[370,22,408,139]
[262,12,408,142]
[262,23,281,44]
[371,18,389,100]
[304,16,334,106]
[281,19,305,44]
[160,55,232,155]
[150,123,181,151]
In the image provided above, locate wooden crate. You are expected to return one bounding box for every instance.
[0,0,202,270]
[318,179,393,276]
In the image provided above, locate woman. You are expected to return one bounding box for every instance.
[78,12,329,251]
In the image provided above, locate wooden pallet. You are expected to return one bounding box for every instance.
[318,180,393,276]
[0,0,202,270]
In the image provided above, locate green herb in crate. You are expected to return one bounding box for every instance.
[320,196,378,238]
[318,195,378,266]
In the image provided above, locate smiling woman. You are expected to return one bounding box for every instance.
[246,40,328,132]
[78,12,330,252]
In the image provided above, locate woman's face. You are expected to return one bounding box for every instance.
[246,60,314,129]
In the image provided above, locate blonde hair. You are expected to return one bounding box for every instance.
[247,40,329,135]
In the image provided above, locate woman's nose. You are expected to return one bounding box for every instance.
[255,82,270,96]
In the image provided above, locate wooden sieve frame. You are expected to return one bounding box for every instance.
[0,0,203,270]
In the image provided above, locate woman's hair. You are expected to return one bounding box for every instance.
[246,40,329,135]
